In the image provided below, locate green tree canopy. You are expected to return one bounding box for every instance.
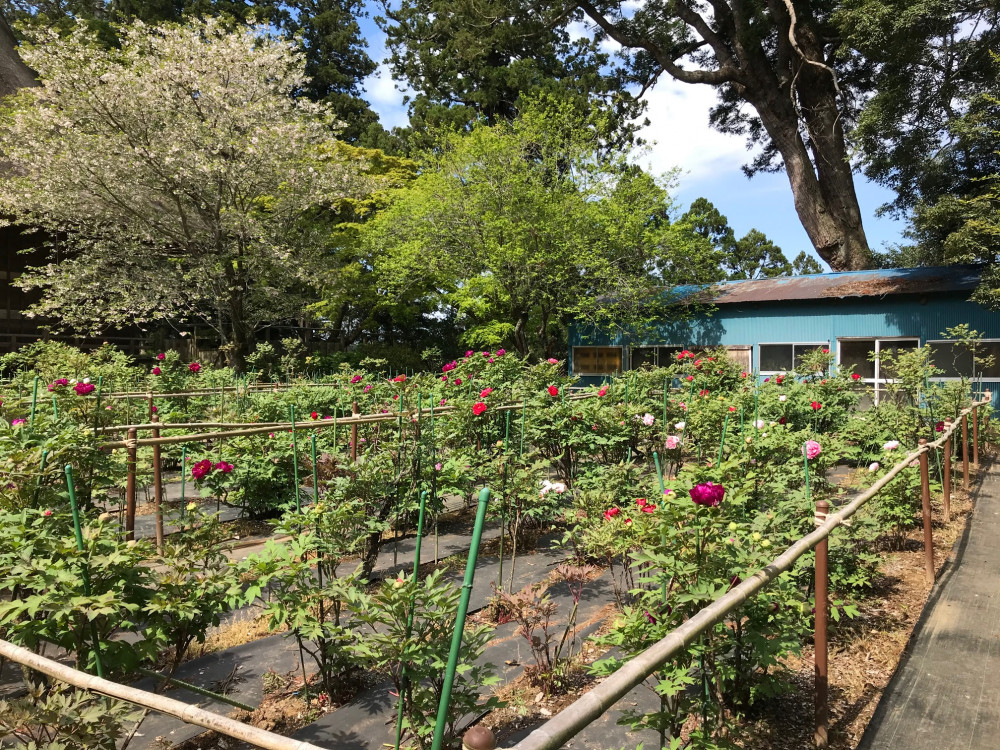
[363,97,709,357]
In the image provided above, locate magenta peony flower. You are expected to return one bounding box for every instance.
[351,374,363,383]
[214,461,234,473]
[547,358,559,364]
[191,459,213,480]
[156,352,165,360]
[496,349,505,356]
[690,482,725,507]
[74,382,95,395]
[11,418,25,427]
[188,362,201,373]
[152,367,161,375]
[803,440,822,460]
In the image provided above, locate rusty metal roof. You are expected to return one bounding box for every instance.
[684,265,983,305]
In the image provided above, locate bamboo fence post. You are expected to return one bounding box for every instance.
[351,401,359,463]
[125,428,138,541]
[943,419,952,523]
[962,414,970,490]
[152,414,164,552]
[0,639,330,750]
[973,404,980,469]
[919,439,934,584]
[814,499,829,749]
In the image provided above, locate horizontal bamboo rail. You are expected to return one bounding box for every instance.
[507,398,989,750]
[0,639,329,750]
[99,392,597,449]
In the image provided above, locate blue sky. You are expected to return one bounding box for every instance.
[355,12,907,271]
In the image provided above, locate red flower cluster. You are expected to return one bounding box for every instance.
[472,401,487,416]
[636,498,656,513]
[677,350,695,360]
[935,421,945,432]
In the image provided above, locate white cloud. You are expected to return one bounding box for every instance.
[363,63,413,130]
[632,79,758,187]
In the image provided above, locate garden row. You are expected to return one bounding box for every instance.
[0,337,992,749]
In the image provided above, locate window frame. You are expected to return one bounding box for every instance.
[571,345,624,376]
[925,338,1000,382]
[757,341,829,375]
[629,345,686,370]
[836,336,921,403]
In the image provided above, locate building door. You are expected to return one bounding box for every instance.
[837,337,919,405]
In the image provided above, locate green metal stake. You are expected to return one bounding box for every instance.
[803,443,812,502]
[65,465,105,679]
[652,450,669,608]
[662,377,668,429]
[718,413,730,466]
[393,490,429,750]
[180,445,187,517]
[52,395,58,419]
[520,397,526,456]
[29,376,38,427]
[290,404,300,512]
[92,376,103,437]
[32,449,49,506]
[653,451,666,496]
[430,487,491,750]
[311,434,319,506]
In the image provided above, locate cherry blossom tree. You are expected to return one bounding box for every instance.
[0,18,370,368]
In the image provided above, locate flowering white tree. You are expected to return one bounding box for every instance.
[0,18,370,367]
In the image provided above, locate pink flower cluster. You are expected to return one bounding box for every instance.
[351,374,363,384]
[47,378,69,391]
[803,440,822,460]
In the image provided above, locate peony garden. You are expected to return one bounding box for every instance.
[0,336,992,750]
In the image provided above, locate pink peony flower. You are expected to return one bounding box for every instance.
[803,440,822,460]
[188,362,201,373]
[665,435,680,449]
[435,462,442,471]
[11,418,25,427]
[883,440,900,451]
[363,384,372,393]
[868,462,880,472]
[690,482,725,507]
[642,413,655,426]
[465,350,474,357]
[479,387,493,398]
[43,509,52,517]
[597,386,608,397]
[214,461,234,473]
[547,358,559,364]
[496,349,505,356]
[686,375,694,382]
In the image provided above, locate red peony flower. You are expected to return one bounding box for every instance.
[191,459,213,480]
[472,401,487,416]
[157,352,166,360]
[597,386,608,397]
[603,507,621,521]
[74,382,95,395]
[188,362,201,373]
[548,385,559,397]
[851,372,861,381]
[811,401,822,411]
[152,367,161,375]
[310,411,318,419]
[479,387,493,398]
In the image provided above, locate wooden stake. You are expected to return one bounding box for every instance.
[943,419,952,523]
[125,428,138,541]
[814,499,829,749]
[918,439,934,584]
[152,415,163,552]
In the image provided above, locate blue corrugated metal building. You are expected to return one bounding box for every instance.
[569,265,1000,402]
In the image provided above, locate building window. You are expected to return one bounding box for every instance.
[573,346,623,375]
[630,346,683,369]
[927,340,1000,380]
[838,337,920,404]
[758,343,828,373]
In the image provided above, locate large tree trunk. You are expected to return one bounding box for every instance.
[0,11,36,98]
[576,0,874,271]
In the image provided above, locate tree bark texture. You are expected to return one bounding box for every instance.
[576,0,873,271]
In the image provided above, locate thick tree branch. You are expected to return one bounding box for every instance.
[576,0,741,85]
